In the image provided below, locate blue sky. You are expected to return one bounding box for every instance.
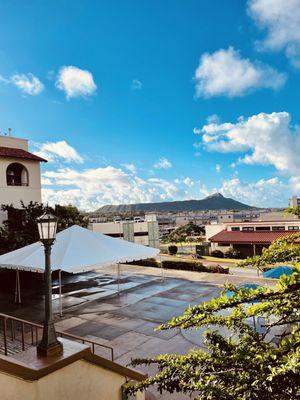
[1,0,300,210]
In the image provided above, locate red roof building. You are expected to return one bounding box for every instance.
[209,230,296,245]
[0,146,47,162]
[208,228,299,258]
[0,136,46,212]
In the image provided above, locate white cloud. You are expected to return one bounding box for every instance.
[199,177,288,207]
[41,166,182,210]
[56,66,97,99]
[248,0,300,67]
[207,114,220,124]
[131,79,143,90]
[183,177,194,187]
[153,157,172,169]
[199,111,300,177]
[10,73,44,95]
[0,75,9,84]
[215,164,221,173]
[122,163,137,174]
[34,141,83,163]
[194,47,286,97]
[219,177,288,207]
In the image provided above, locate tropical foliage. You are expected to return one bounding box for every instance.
[125,266,300,399]
[0,202,88,254]
[161,222,204,244]
[285,206,300,219]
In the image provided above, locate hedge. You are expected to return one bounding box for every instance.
[126,258,229,274]
[162,260,229,274]
[162,260,207,272]
[126,258,159,268]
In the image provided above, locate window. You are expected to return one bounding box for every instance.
[256,226,271,231]
[6,163,29,186]
[272,226,285,231]
[232,227,240,231]
[288,226,299,231]
[242,227,254,231]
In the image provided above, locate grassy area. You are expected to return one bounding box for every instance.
[201,256,242,264]
[160,242,203,247]
[162,254,241,264]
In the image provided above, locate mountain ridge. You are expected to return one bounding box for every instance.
[96,193,256,214]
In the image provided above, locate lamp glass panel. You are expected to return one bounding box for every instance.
[37,213,58,240]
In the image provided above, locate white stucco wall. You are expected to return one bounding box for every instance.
[91,221,149,245]
[0,136,28,150]
[205,224,225,240]
[0,359,144,400]
[0,157,42,207]
[210,242,231,253]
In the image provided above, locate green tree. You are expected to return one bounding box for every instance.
[286,206,300,219]
[125,269,300,399]
[0,202,88,255]
[54,204,88,231]
[125,221,300,399]
[162,222,204,244]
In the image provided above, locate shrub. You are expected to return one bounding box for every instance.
[126,258,159,268]
[211,250,224,258]
[224,248,241,259]
[206,264,229,274]
[162,260,208,272]
[168,245,178,255]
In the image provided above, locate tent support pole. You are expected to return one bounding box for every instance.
[15,269,21,304]
[118,263,120,295]
[59,269,63,317]
[160,255,164,282]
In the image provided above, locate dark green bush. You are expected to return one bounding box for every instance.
[126,258,159,268]
[211,250,224,258]
[224,248,241,259]
[162,260,208,272]
[168,245,178,255]
[126,258,229,274]
[206,264,229,274]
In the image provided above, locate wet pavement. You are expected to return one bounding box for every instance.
[0,264,275,400]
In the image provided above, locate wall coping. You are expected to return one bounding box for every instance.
[0,338,146,382]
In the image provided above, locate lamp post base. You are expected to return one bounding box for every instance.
[37,340,63,357]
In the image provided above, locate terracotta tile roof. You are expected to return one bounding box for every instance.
[0,146,47,162]
[209,230,297,244]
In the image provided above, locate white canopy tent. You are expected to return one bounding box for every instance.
[0,225,160,314]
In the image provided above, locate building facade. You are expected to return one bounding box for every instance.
[289,195,300,208]
[0,134,46,224]
[207,219,300,258]
[90,215,160,247]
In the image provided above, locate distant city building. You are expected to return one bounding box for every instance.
[0,132,46,224]
[289,195,300,208]
[207,218,300,258]
[90,214,159,247]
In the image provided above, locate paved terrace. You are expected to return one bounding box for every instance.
[0,264,275,400]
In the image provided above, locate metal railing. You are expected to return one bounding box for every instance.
[0,313,114,361]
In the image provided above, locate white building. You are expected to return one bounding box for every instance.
[90,214,159,247]
[206,218,300,257]
[0,133,46,223]
[289,195,300,208]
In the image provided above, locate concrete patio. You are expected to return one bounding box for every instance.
[0,264,275,399]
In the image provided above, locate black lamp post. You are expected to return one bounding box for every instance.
[36,211,63,357]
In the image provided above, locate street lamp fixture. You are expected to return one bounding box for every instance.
[36,211,63,357]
